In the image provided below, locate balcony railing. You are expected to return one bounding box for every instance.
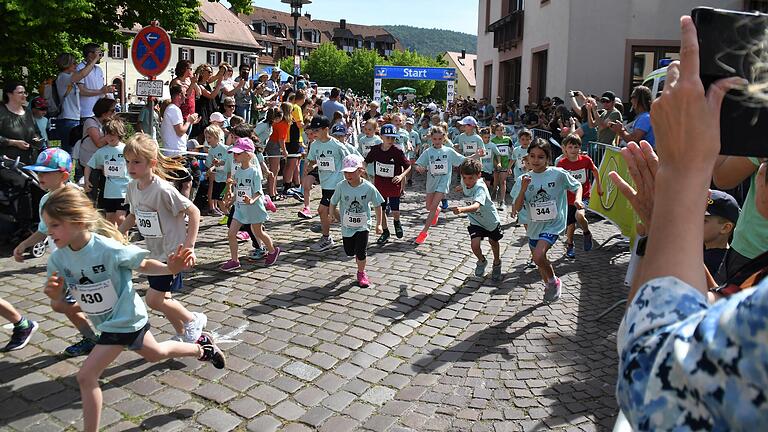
[488,9,524,51]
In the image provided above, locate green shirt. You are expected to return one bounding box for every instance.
[731,158,766,259]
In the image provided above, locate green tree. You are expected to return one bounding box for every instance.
[342,49,384,97]
[383,50,443,97]
[278,56,306,76]
[302,43,350,88]
[0,0,252,88]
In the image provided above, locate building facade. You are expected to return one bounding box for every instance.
[443,50,477,99]
[101,1,261,104]
[476,0,757,108]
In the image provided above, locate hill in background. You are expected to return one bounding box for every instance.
[382,25,477,59]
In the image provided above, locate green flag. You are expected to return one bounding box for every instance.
[588,145,641,243]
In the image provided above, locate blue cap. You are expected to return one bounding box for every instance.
[380,124,398,137]
[331,123,347,136]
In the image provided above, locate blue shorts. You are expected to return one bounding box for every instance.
[147,273,184,293]
[529,233,559,249]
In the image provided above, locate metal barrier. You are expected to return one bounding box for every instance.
[587,141,618,168]
[531,128,552,142]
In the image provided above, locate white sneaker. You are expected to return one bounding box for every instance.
[182,312,208,343]
[310,236,335,252]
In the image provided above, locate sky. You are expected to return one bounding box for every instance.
[234,0,479,35]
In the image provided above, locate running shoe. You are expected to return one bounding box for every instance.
[544,277,562,303]
[298,207,313,219]
[357,271,370,288]
[182,312,208,344]
[441,199,449,210]
[415,231,429,245]
[197,332,226,369]
[431,212,440,226]
[310,236,334,252]
[218,215,229,226]
[377,230,390,245]
[583,231,594,251]
[265,247,281,266]
[525,261,537,270]
[248,247,267,260]
[475,259,487,277]
[64,337,96,357]
[2,320,38,351]
[212,208,225,217]
[310,224,323,233]
[264,195,277,212]
[498,202,506,212]
[236,231,250,242]
[566,244,576,259]
[491,263,502,281]
[394,220,404,239]
[220,259,241,272]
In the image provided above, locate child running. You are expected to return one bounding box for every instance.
[478,127,499,194]
[555,134,602,258]
[404,117,421,186]
[220,137,280,270]
[119,134,208,343]
[306,115,352,251]
[511,139,582,302]
[413,126,472,245]
[204,124,228,216]
[14,148,100,356]
[43,186,224,432]
[85,118,130,226]
[329,154,384,288]
[491,123,514,211]
[451,159,503,281]
[364,123,411,244]
[357,119,383,180]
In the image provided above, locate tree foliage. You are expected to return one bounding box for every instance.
[383,25,477,59]
[0,0,252,89]
[302,43,350,88]
[341,49,384,97]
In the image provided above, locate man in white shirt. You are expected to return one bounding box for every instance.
[76,43,113,121]
[161,84,200,197]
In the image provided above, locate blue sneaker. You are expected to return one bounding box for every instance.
[474,259,488,277]
[583,231,593,251]
[64,337,96,357]
[248,247,267,260]
[441,199,449,210]
[566,244,575,259]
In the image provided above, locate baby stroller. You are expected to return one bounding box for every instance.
[0,156,47,258]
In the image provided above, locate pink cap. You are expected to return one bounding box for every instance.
[341,154,364,172]
[228,137,255,154]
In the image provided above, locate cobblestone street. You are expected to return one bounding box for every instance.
[0,177,628,432]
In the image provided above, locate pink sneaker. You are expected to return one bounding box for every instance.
[236,231,250,242]
[219,259,240,272]
[265,247,281,266]
[264,195,277,212]
[431,212,440,226]
[357,271,370,288]
[298,207,313,219]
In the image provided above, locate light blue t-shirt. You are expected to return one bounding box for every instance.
[462,180,500,231]
[395,128,410,153]
[307,137,350,190]
[512,145,529,179]
[358,134,383,177]
[206,144,230,183]
[480,142,500,174]
[454,133,486,157]
[406,129,421,160]
[415,146,465,194]
[34,116,49,146]
[632,112,655,147]
[512,173,529,224]
[330,179,384,238]
[47,233,149,333]
[510,167,581,239]
[233,165,268,225]
[87,143,129,199]
[254,122,272,148]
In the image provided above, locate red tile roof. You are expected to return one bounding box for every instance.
[197,2,261,50]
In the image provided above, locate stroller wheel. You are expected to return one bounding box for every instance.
[31,241,47,258]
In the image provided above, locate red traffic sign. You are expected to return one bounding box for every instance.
[131,23,172,77]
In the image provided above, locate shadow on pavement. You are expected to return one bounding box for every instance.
[245,274,353,317]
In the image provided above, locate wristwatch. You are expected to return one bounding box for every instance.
[636,236,648,257]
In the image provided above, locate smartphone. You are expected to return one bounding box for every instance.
[692,7,768,157]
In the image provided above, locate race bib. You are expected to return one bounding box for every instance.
[430,160,448,175]
[481,155,492,166]
[463,142,477,155]
[362,143,373,156]
[104,160,126,178]
[344,211,367,228]
[73,279,118,315]
[375,162,395,178]
[497,146,510,156]
[530,201,557,222]
[236,186,252,204]
[318,155,335,172]
[569,169,587,184]
[135,210,162,238]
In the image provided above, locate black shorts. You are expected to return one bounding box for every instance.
[98,322,150,350]
[307,168,319,185]
[343,230,369,261]
[468,224,503,241]
[286,141,301,155]
[482,172,494,183]
[212,181,226,200]
[567,204,581,225]
[147,273,184,293]
[382,196,401,212]
[320,189,335,207]
[101,198,129,213]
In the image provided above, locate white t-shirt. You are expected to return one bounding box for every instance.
[160,104,186,154]
[76,62,105,118]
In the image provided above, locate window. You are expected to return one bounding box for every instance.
[628,45,679,98]
[109,43,124,59]
[530,49,548,104]
[179,47,194,62]
[207,50,220,65]
[225,51,236,66]
[485,0,492,33]
[264,42,273,55]
[207,23,215,33]
[483,64,493,99]
[357,38,363,48]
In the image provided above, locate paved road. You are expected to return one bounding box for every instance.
[0,175,628,431]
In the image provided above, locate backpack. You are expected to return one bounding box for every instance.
[46,75,73,118]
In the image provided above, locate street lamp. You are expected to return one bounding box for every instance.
[281,0,311,79]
